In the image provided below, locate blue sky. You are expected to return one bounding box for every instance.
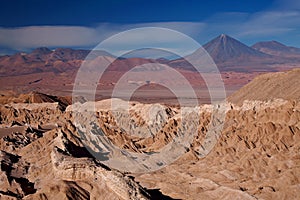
[0,0,271,26]
[0,0,300,55]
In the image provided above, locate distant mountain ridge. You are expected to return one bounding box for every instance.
[1,34,300,76]
[0,48,115,76]
[252,41,300,57]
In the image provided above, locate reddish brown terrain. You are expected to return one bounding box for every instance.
[0,34,300,200]
[1,34,300,105]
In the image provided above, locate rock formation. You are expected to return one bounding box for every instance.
[0,69,300,199]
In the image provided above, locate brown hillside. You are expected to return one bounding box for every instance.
[228,68,300,104]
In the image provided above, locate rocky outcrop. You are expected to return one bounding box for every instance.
[135,99,300,199]
[0,96,299,199]
[0,103,152,200]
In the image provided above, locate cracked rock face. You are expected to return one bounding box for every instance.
[0,103,151,200]
[0,94,299,199]
[135,99,300,199]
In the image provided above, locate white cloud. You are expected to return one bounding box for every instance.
[0,22,205,53]
[237,11,300,37]
[1,1,300,55]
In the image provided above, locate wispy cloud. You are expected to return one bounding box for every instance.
[97,26,203,57]
[0,22,205,54]
[237,11,300,37]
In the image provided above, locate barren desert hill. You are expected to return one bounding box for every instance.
[228,68,300,104]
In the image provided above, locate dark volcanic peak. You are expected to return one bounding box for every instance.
[252,41,300,56]
[202,34,268,63]
[31,47,52,55]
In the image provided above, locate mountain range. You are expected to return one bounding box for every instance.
[1,34,300,100]
[1,34,300,77]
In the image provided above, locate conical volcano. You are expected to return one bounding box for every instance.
[202,34,268,63]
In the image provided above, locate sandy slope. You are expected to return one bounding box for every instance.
[228,68,300,104]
